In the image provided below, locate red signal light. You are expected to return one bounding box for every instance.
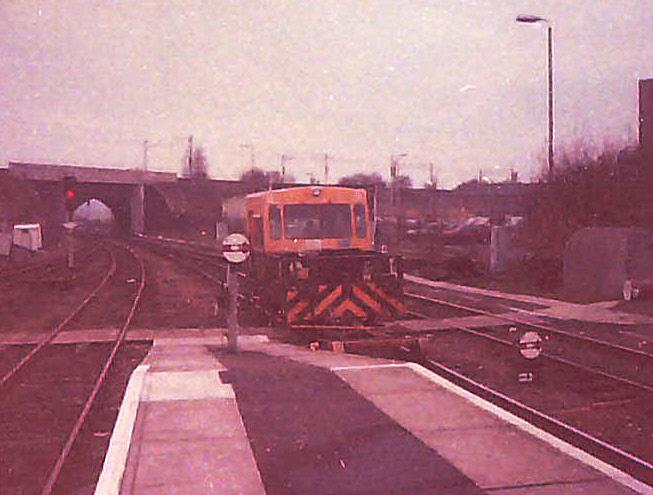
[62,176,77,213]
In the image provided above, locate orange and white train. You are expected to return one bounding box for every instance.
[222,185,407,327]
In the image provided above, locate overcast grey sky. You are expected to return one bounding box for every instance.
[1,1,652,187]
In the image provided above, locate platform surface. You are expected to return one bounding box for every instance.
[114,340,265,495]
[95,335,648,495]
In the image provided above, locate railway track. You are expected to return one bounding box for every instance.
[132,236,266,324]
[136,237,226,285]
[0,241,99,288]
[0,242,148,494]
[404,287,653,391]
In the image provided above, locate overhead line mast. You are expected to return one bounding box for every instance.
[323,153,331,184]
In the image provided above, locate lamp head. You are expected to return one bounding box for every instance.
[516,14,548,24]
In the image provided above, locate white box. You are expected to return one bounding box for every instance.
[13,223,43,251]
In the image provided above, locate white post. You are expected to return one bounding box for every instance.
[227,264,239,352]
[67,232,74,270]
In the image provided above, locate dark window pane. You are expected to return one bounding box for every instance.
[269,206,282,240]
[284,204,352,239]
[354,204,367,238]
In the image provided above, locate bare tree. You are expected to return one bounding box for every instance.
[182,146,209,178]
[522,140,643,257]
[239,167,266,189]
[338,172,386,187]
[239,167,294,190]
[392,174,412,188]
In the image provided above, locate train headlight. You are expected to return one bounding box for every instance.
[389,257,398,276]
[363,261,372,281]
[291,260,309,279]
[312,187,322,197]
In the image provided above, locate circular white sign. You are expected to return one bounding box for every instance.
[519,331,542,360]
[222,233,251,263]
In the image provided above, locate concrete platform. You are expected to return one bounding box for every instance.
[406,274,653,325]
[238,339,649,494]
[94,338,265,495]
[94,335,651,495]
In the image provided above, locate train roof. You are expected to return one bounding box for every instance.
[245,185,368,201]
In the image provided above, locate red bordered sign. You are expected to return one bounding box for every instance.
[222,233,251,263]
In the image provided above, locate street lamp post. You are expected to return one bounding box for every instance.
[390,153,407,207]
[389,153,407,249]
[516,14,554,181]
[279,154,293,184]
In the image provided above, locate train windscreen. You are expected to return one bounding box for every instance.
[284,204,352,239]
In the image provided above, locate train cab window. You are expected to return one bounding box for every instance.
[248,211,263,248]
[269,206,282,240]
[354,204,367,238]
[284,204,352,239]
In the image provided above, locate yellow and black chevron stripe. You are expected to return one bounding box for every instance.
[285,280,407,326]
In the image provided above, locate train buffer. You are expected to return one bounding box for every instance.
[96,334,648,494]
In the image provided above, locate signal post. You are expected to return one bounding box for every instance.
[518,330,543,383]
[221,233,251,352]
[62,176,77,270]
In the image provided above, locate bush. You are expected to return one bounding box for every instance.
[520,143,653,257]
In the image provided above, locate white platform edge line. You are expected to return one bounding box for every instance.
[331,363,411,371]
[406,362,653,495]
[93,364,149,495]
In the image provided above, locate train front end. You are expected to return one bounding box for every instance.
[243,186,407,328]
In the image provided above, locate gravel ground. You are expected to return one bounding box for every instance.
[0,247,112,334]
[130,247,222,329]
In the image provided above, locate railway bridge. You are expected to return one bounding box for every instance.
[5,162,261,245]
[8,161,179,236]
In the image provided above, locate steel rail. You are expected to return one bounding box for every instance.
[135,240,233,327]
[0,242,100,286]
[143,242,226,287]
[139,237,253,298]
[40,242,147,495]
[136,235,224,260]
[421,357,653,487]
[0,246,117,387]
[406,290,653,360]
[409,307,653,394]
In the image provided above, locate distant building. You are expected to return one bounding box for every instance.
[376,182,542,224]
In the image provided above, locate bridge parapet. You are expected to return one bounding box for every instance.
[8,162,177,184]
